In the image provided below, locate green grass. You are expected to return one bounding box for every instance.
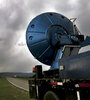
[0,78,34,100]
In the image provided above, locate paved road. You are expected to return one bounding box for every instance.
[7,78,29,91]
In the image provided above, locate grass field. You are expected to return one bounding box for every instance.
[0,78,34,100]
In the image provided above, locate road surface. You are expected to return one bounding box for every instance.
[7,78,29,91]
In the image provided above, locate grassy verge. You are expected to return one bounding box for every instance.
[0,78,34,100]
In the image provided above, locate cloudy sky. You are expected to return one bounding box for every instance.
[0,0,90,72]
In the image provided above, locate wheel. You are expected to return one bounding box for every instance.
[44,91,59,100]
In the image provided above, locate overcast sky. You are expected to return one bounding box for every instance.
[0,0,90,72]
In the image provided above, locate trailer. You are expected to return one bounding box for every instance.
[26,12,90,100]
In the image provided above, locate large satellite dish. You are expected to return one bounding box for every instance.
[26,12,85,66]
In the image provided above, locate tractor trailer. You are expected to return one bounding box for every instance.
[26,12,90,100]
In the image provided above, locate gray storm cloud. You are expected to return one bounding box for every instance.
[0,0,90,72]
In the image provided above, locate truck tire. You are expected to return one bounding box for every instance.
[44,91,59,100]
